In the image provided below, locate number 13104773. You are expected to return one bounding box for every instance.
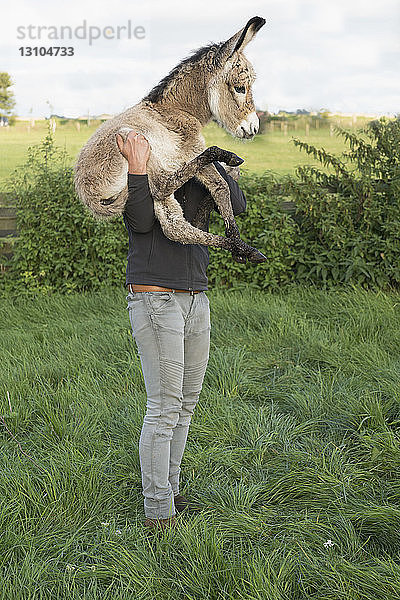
[19,47,74,56]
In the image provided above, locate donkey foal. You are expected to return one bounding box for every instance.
[74,16,267,263]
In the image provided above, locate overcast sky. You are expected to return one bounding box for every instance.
[1,0,399,118]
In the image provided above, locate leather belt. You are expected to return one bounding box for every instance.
[128,284,201,295]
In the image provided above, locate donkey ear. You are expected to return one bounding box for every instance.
[217,16,266,62]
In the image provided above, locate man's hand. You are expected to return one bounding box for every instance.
[116,130,151,175]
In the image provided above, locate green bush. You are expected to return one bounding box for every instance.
[1,117,399,296]
[288,117,400,289]
[2,131,128,295]
[1,130,299,296]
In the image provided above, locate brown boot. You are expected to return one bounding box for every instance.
[144,515,177,531]
[174,494,202,514]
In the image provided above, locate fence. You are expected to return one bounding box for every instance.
[258,113,371,136]
[0,195,17,273]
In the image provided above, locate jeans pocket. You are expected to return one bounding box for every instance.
[146,292,174,314]
[126,292,145,311]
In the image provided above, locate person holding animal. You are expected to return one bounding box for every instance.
[74,16,266,531]
[119,128,248,531]
[75,16,266,264]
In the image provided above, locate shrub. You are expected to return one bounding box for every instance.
[288,117,400,289]
[208,171,298,290]
[2,130,128,295]
[2,117,399,296]
[1,130,299,296]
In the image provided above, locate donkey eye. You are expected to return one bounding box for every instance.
[234,86,245,94]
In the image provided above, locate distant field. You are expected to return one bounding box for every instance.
[0,118,360,187]
[0,121,98,187]
[203,121,351,177]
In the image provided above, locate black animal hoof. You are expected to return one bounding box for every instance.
[225,152,244,167]
[248,248,268,263]
[232,254,247,264]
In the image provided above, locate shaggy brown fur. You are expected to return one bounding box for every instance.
[74,16,266,263]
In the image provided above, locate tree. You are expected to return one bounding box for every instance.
[0,72,16,117]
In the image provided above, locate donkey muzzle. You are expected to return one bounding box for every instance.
[236,111,259,138]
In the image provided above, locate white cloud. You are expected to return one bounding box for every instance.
[0,0,399,117]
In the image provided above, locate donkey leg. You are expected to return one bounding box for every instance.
[152,194,231,251]
[153,194,261,264]
[191,195,215,231]
[156,146,244,199]
[194,164,267,263]
[157,156,266,263]
[189,195,247,263]
[96,126,136,209]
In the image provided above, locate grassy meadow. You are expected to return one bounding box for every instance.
[1,285,400,598]
[0,117,358,186]
[2,114,400,598]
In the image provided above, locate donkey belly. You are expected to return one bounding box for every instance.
[74,118,129,211]
[74,102,201,217]
[117,104,197,176]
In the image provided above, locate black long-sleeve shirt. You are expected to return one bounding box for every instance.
[122,161,247,290]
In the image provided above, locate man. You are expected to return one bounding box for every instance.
[117,130,247,531]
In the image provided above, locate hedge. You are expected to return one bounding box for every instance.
[1,117,399,297]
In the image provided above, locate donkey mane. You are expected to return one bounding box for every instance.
[142,42,222,104]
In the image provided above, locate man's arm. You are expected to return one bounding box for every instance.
[213,161,247,216]
[123,174,156,233]
[117,131,156,233]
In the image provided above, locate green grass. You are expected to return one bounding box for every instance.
[203,121,351,176]
[1,285,400,599]
[0,121,100,187]
[0,119,354,186]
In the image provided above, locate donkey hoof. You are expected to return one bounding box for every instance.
[232,253,247,264]
[225,152,244,167]
[248,248,268,263]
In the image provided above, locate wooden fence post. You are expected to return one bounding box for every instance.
[0,200,18,270]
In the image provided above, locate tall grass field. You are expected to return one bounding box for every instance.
[0,118,359,185]
[1,285,400,599]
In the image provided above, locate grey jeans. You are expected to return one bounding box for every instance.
[126,290,211,519]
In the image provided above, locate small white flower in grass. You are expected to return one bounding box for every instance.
[115,529,122,535]
[66,564,75,571]
[89,565,96,571]
[324,539,334,548]
[101,522,110,526]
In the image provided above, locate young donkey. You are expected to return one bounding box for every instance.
[74,16,267,263]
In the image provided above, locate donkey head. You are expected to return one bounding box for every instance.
[208,16,266,139]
